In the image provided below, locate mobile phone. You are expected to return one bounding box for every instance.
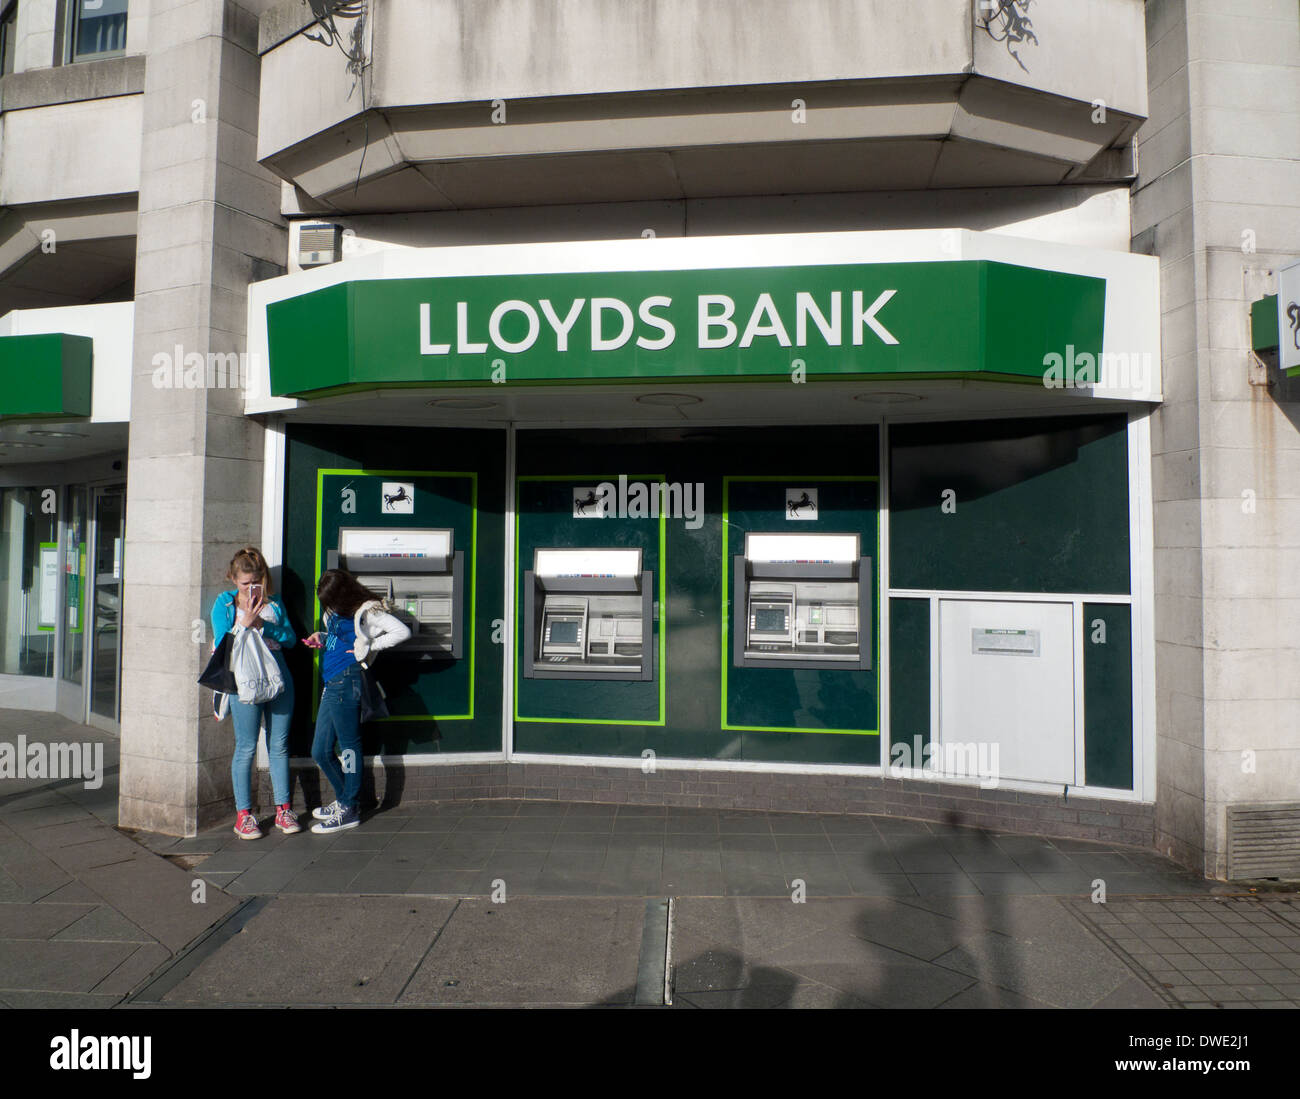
[304,633,324,649]
[249,584,263,603]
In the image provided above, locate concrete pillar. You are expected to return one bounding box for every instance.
[118,0,285,835]
[1138,0,1300,877]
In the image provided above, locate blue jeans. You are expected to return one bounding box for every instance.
[229,651,294,811]
[312,662,363,811]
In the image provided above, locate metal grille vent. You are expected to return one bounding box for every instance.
[297,223,342,267]
[1227,803,1300,879]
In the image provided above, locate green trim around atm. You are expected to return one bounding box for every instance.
[513,474,668,727]
[0,333,93,419]
[721,475,880,736]
[313,468,478,722]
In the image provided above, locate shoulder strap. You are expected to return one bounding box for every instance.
[354,600,381,637]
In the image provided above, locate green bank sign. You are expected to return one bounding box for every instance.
[0,333,93,420]
[266,260,1104,397]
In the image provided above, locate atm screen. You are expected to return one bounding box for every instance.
[754,608,787,633]
[548,620,581,645]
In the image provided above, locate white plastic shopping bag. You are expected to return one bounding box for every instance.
[231,627,285,704]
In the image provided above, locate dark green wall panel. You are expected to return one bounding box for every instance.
[512,426,881,766]
[1083,603,1134,790]
[514,477,663,725]
[889,414,1130,594]
[889,598,930,762]
[283,425,506,755]
[724,478,879,735]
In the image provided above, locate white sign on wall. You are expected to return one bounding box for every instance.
[381,482,415,513]
[573,487,603,518]
[1280,259,1300,373]
[785,488,818,520]
[39,546,58,630]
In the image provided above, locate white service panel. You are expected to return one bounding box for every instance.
[938,600,1075,785]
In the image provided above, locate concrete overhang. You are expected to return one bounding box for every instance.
[256,0,1147,213]
[0,198,136,313]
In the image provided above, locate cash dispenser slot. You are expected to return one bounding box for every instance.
[327,527,463,659]
[733,532,872,670]
[524,547,654,681]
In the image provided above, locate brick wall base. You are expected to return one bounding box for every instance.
[252,760,1155,850]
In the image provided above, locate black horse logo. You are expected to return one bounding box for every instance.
[383,486,411,511]
[1287,302,1300,351]
[575,490,600,516]
[788,492,815,518]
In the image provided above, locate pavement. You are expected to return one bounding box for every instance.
[3,708,1300,1010]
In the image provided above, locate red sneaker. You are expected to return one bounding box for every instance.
[233,810,262,840]
[275,804,301,835]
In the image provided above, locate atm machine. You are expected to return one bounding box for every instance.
[523,547,654,680]
[732,532,872,670]
[327,527,464,658]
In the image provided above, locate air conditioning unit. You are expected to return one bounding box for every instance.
[297,222,343,268]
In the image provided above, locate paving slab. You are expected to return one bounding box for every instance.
[0,902,94,939]
[52,906,153,943]
[160,896,457,1005]
[0,989,126,1009]
[91,943,172,996]
[398,897,645,1006]
[75,855,237,951]
[0,939,140,993]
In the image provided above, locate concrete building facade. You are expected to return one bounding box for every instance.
[0,0,1295,881]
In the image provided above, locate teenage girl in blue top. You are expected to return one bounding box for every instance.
[210,546,298,839]
[304,569,410,833]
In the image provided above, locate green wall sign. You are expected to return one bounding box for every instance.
[0,333,93,419]
[267,261,1105,396]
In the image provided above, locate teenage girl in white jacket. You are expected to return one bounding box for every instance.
[305,569,411,832]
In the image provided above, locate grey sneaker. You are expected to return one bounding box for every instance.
[310,803,360,833]
[311,800,340,821]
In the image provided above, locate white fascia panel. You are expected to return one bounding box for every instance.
[244,228,1161,412]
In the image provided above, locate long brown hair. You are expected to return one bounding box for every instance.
[317,569,378,619]
[227,546,272,594]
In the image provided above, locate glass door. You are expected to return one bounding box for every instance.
[55,487,89,722]
[87,486,125,730]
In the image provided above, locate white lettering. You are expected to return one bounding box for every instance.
[698,295,737,349]
[636,296,675,350]
[419,303,450,355]
[591,297,635,351]
[489,300,540,353]
[456,301,488,354]
[852,289,899,345]
[538,298,585,351]
[796,291,842,346]
[739,293,792,348]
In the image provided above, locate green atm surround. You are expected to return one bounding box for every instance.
[312,469,476,723]
[513,475,667,728]
[722,476,880,739]
[513,428,883,767]
[281,425,506,756]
